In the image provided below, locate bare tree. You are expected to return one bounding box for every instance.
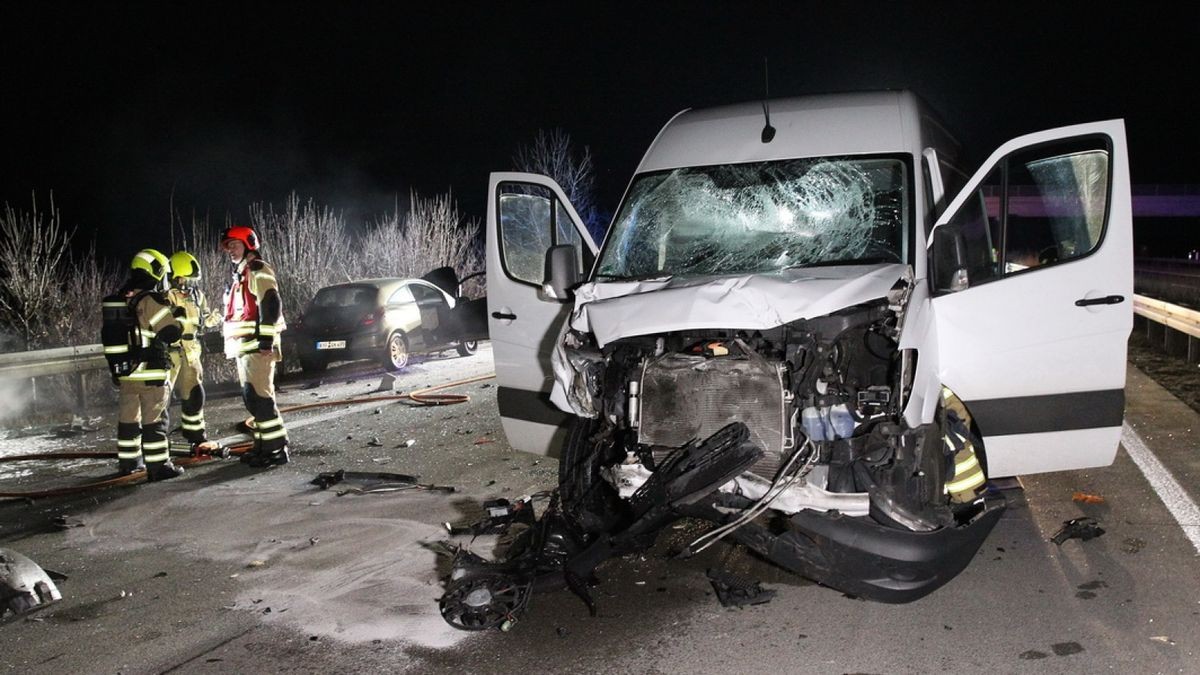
[249,193,352,319]
[354,190,484,296]
[0,193,73,350]
[512,128,598,232]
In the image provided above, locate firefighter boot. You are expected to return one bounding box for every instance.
[117,458,145,476]
[247,444,289,468]
[146,460,185,482]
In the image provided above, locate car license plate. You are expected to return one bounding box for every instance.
[316,340,346,350]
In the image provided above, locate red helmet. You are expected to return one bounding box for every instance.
[222,225,259,251]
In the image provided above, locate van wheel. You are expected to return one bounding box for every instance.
[299,355,328,373]
[382,332,410,371]
[559,416,629,535]
[456,340,478,357]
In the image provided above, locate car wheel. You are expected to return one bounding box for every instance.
[299,355,328,373]
[382,332,410,371]
[456,340,478,357]
[558,416,629,535]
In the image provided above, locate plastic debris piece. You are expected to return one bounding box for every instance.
[1150,636,1176,646]
[377,373,397,392]
[0,548,63,618]
[52,516,85,530]
[367,437,383,447]
[1050,517,1106,545]
[706,568,776,608]
[472,438,494,445]
[404,439,416,447]
[247,560,267,568]
[1072,491,1106,504]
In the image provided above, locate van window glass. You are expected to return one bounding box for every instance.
[1003,142,1109,274]
[498,185,554,285]
[597,156,908,280]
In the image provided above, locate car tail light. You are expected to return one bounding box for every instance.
[362,308,381,326]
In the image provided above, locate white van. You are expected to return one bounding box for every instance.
[482,91,1131,602]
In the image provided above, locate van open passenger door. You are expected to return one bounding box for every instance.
[928,121,1132,477]
[485,173,598,455]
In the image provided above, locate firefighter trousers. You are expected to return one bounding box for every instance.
[236,346,288,452]
[117,380,172,467]
[169,348,208,444]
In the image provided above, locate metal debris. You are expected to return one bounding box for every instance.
[1071,492,1106,504]
[310,469,454,494]
[1050,517,1105,545]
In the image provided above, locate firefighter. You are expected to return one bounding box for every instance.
[166,251,222,455]
[100,249,186,480]
[221,226,290,467]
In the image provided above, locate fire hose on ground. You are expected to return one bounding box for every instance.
[0,372,496,500]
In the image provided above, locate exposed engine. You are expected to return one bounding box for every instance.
[563,296,978,535]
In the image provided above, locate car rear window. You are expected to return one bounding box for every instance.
[311,286,376,308]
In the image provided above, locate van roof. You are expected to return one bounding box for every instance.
[638,90,929,172]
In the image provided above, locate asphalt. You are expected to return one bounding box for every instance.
[1,347,1198,674]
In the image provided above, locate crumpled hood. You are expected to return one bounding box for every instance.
[571,263,908,347]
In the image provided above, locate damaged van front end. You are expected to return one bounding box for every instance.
[547,260,1003,604]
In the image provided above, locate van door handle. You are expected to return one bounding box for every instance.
[1074,295,1124,307]
[492,311,517,320]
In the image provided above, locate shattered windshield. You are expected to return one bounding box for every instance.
[596,156,909,279]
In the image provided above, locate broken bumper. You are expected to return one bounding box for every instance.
[764,495,1006,603]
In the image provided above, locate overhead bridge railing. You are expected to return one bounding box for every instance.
[1133,294,1200,364]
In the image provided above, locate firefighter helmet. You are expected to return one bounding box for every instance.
[169,251,201,280]
[221,226,259,251]
[130,249,171,281]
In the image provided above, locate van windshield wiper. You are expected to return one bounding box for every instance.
[591,272,675,282]
[783,256,895,270]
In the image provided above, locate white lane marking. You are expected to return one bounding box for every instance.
[1122,423,1200,555]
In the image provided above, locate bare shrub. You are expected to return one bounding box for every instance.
[0,193,73,350]
[513,128,599,234]
[354,190,485,297]
[52,250,123,349]
[249,193,352,319]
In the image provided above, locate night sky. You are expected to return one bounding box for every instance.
[3,3,1197,261]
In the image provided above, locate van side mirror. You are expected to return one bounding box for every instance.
[931,226,970,293]
[542,244,580,301]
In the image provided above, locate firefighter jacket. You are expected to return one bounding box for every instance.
[166,286,220,360]
[223,256,286,358]
[101,288,183,385]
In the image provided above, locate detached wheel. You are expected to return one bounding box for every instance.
[382,332,410,371]
[558,416,629,534]
[299,355,328,373]
[456,340,478,357]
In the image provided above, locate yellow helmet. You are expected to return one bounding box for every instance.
[130,249,170,281]
[169,251,201,280]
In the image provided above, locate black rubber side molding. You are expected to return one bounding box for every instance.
[497,386,571,427]
[965,389,1125,436]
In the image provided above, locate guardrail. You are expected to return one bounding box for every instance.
[0,344,107,381]
[1134,294,1200,363]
